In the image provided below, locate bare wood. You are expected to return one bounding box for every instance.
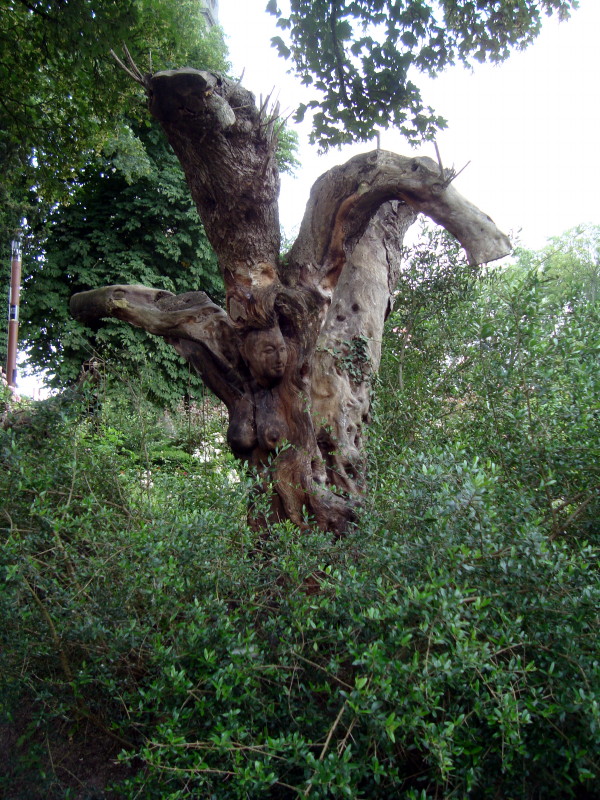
[110,46,149,88]
[146,68,282,294]
[70,67,513,536]
[288,150,511,296]
[312,202,416,494]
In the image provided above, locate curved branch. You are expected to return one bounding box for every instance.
[288,149,512,292]
[70,285,244,408]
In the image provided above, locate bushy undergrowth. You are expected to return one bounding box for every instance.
[1,256,598,799]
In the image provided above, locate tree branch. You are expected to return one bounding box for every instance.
[146,69,282,290]
[110,46,150,89]
[70,285,244,408]
[287,149,511,293]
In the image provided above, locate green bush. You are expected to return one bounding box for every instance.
[1,241,598,798]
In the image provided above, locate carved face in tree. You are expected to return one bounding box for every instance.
[243,327,288,387]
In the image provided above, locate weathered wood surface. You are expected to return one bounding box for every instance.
[71,67,511,534]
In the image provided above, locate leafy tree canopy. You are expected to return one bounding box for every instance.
[0,0,228,244]
[516,223,600,306]
[0,0,232,393]
[268,0,579,148]
[20,119,223,406]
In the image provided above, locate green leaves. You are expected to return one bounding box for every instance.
[270,34,291,59]
[267,0,578,149]
[2,346,599,797]
[0,0,228,250]
[20,120,222,406]
[378,220,599,544]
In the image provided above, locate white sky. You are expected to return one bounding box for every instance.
[220,0,600,250]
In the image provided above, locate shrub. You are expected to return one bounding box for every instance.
[1,247,598,798]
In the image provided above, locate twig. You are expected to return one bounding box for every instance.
[2,507,15,534]
[434,140,444,177]
[258,87,275,122]
[289,651,354,689]
[550,494,596,540]
[22,573,74,683]
[304,700,349,797]
[337,714,357,756]
[225,67,246,99]
[492,641,591,690]
[142,759,301,792]
[444,160,471,187]
[271,107,295,142]
[110,45,149,89]
[434,142,471,188]
[150,740,287,761]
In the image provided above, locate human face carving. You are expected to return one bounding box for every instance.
[244,327,288,386]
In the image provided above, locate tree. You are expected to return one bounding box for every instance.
[376,230,600,542]
[0,0,229,382]
[71,64,509,534]
[70,1,576,534]
[20,120,223,406]
[517,223,600,306]
[267,0,578,148]
[0,0,227,240]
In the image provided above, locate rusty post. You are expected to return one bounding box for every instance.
[6,231,23,387]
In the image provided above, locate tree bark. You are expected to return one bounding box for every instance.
[311,201,417,494]
[70,67,511,535]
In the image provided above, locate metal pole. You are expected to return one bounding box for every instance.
[6,230,23,388]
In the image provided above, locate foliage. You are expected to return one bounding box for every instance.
[19,120,222,406]
[276,122,302,175]
[376,225,599,541]
[0,1,304,398]
[0,0,229,383]
[267,0,579,149]
[518,223,600,306]
[382,221,477,392]
[1,230,598,796]
[0,0,228,244]
[1,0,132,246]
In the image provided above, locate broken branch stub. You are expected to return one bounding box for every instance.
[70,285,244,410]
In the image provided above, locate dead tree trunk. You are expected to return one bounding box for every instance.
[70,67,511,536]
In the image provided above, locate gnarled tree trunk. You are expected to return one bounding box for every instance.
[70,67,511,535]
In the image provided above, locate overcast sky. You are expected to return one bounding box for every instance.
[220,0,600,250]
